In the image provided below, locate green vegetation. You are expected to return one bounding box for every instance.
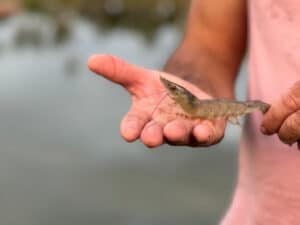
[22,0,188,34]
[3,0,188,44]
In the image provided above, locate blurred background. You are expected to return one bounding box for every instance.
[0,0,247,224]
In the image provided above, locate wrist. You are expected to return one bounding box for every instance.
[163,47,236,98]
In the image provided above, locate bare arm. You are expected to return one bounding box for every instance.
[88,0,247,148]
[165,0,247,98]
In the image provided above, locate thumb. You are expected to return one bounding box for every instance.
[88,54,153,95]
[261,81,300,135]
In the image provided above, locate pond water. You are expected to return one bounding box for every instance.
[0,13,247,225]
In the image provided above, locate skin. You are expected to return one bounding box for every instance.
[88,0,300,224]
[88,55,225,147]
[0,2,20,18]
[261,81,300,149]
[88,0,247,147]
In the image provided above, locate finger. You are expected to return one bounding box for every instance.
[261,81,300,135]
[163,119,193,145]
[140,121,164,148]
[120,108,150,142]
[87,54,153,96]
[277,110,300,145]
[193,119,226,146]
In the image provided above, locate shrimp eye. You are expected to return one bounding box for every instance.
[168,85,177,91]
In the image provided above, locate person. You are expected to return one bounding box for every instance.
[88,0,300,224]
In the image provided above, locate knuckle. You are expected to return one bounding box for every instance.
[106,55,127,79]
[278,112,300,144]
[283,82,300,110]
[106,54,119,76]
[283,92,300,111]
[293,111,300,127]
[123,113,140,124]
[288,111,300,131]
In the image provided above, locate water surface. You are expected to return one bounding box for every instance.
[0,13,246,225]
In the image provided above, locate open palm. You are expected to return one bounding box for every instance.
[88,54,226,147]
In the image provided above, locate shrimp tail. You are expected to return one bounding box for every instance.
[244,100,270,114]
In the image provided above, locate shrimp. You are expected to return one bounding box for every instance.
[160,76,270,124]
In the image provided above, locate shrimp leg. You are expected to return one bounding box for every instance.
[227,116,241,126]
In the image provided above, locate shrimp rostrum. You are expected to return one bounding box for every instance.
[160,76,270,125]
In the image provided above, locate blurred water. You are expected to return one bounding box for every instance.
[0,13,246,225]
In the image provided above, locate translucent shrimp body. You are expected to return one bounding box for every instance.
[160,76,270,123]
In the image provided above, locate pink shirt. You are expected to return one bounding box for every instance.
[221,2,300,224]
[241,0,300,192]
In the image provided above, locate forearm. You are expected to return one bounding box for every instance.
[164,46,240,98]
[164,0,247,98]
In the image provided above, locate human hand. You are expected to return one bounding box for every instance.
[0,2,20,18]
[261,81,300,149]
[88,54,226,148]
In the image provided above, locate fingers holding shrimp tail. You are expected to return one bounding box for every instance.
[261,81,300,149]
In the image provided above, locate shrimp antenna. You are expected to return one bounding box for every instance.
[144,90,168,98]
[150,91,169,118]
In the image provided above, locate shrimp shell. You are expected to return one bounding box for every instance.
[160,76,270,122]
